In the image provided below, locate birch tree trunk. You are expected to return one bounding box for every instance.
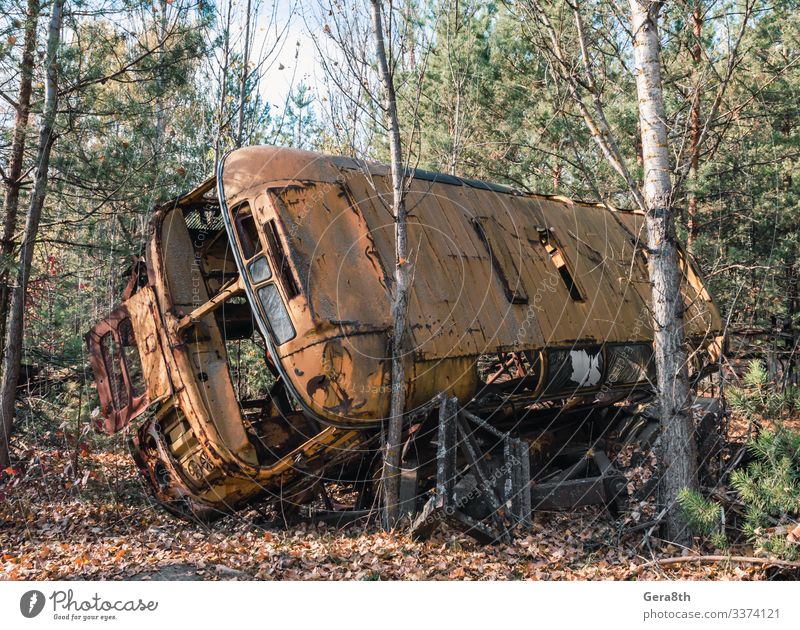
[0,0,41,362]
[370,0,409,529]
[629,0,697,544]
[0,0,64,469]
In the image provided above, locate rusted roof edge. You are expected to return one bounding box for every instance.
[162,148,645,218]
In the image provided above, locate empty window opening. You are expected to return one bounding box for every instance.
[118,318,145,399]
[226,334,275,404]
[264,218,299,298]
[233,203,261,259]
[537,228,584,302]
[101,332,129,410]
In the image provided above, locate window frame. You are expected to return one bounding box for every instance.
[87,307,149,433]
[232,202,262,261]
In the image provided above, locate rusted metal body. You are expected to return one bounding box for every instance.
[86,146,724,524]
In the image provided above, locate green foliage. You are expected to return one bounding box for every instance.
[405,0,800,337]
[680,425,800,559]
[690,1,800,330]
[270,83,326,151]
[728,361,800,421]
[678,488,728,549]
[226,338,275,402]
[731,426,800,559]
[688,362,800,557]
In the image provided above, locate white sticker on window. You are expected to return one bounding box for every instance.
[569,349,602,387]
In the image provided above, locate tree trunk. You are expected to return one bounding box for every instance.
[0,0,41,362]
[785,257,798,389]
[686,2,703,254]
[0,0,64,469]
[628,0,697,545]
[214,0,233,167]
[370,0,409,530]
[154,0,168,159]
[236,0,252,148]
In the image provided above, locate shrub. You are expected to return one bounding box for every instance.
[677,488,728,549]
[727,360,800,421]
[679,426,800,559]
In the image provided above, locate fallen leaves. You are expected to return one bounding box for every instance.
[0,436,776,582]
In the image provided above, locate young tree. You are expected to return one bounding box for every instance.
[236,0,252,147]
[271,83,323,149]
[685,0,704,253]
[414,1,490,176]
[0,0,40,360]
[0,0,64,469]
[369,0,410,528]
[212,0,287,159]
[314,0,433,527]
[214,0,234,165]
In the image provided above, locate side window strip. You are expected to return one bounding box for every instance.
[264,218,299,299]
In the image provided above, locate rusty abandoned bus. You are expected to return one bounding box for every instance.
[86,146,723,539]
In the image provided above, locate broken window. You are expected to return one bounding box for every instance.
[542,347,603,395]
[100,318,146,410]
[537,227,584,302]
[257,283,296,344]
[248,256,272,284]
[606,343,655,385]
[478,351,542,393]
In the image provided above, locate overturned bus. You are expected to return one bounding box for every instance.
[87,146,723,536]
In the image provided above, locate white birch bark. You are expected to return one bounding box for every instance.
[629,0,697,544]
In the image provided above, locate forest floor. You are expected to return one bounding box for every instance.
[0,417,793,581]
